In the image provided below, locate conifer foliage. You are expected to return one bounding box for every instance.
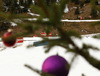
[91,8,98,18]
[0,0,4,11]
[0,0,9,31]
[21,0,100,76]
[75,6,80,15]
[3,0,32,13]
[0,0,100,76]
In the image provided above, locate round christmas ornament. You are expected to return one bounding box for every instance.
[2,29,17,47]
[42,55,69,76]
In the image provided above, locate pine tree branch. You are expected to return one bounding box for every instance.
[56,25,100,70]
[24,64,41,74]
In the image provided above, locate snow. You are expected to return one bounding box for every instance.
[28,12,40,16]
[27,17,100,22]
[27,18,100,23]
[0,34,100,76]
[64,4,69,13]
[61,19,100,22]
[10,11,100,26]
[27,11,100,23]
[10,22,17,26]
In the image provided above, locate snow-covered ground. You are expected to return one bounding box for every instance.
[0,34,100,76]
[11,18,100,26]
[61,19,100,22]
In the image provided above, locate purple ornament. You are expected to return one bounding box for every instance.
[42,55,69,76]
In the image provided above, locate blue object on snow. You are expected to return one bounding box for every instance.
[33,41,49,46]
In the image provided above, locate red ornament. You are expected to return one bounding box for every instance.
[42,55,69,76]
[2,31,16,47]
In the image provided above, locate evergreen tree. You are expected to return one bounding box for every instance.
[34,0,57,6]
[9,0,18,13]
[80,1,85,8]
[22,1,100,75]
[3,0,32,13]
[0,0,9,31]
[71,0,75,2]
[75,0,80,4]
[85,0,90,3]
[95,0,99,5]
[91,8,98,18]
[0,0,4,11]
[75,6,80,15]
[1,0,100,76]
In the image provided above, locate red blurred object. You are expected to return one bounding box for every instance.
[48,32,52,37]
[80,16,82,20]
[17,37,23,43]
[2,32,16,47]
[41,32,52,37]
[41,32,47,37]
[35,34,37,37]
